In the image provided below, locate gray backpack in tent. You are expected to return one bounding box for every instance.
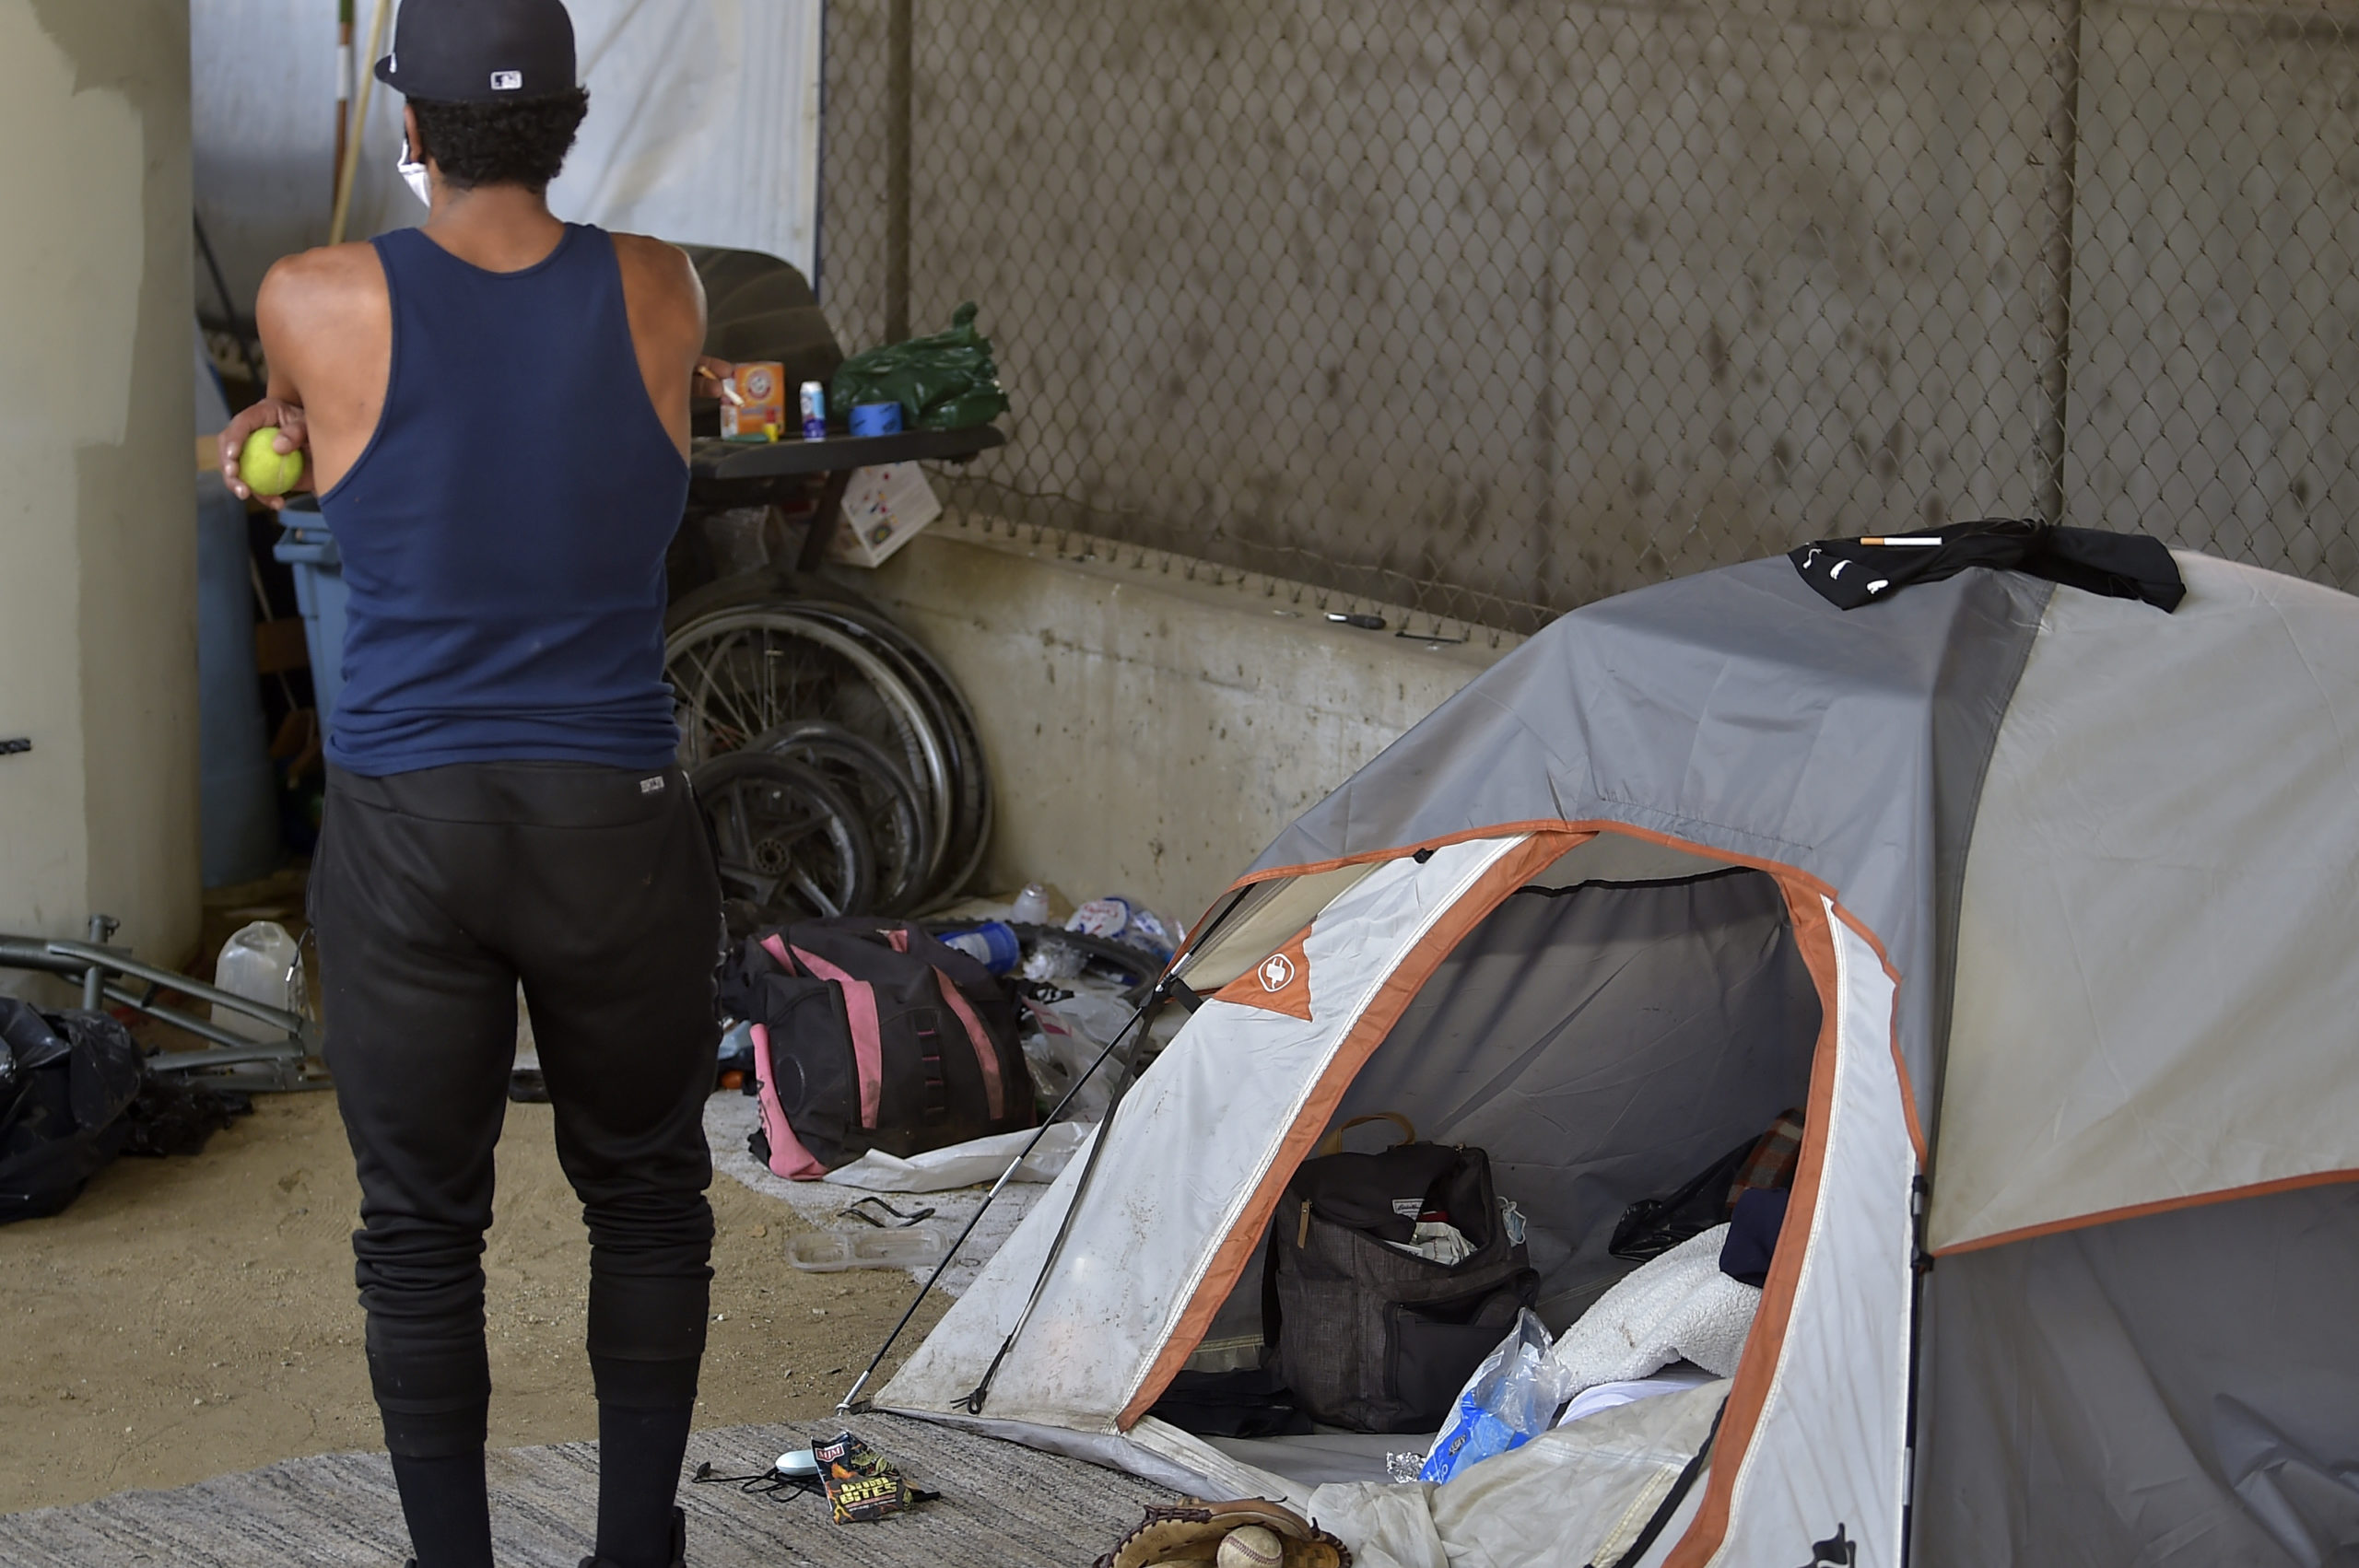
[1264,1119,1536,1433]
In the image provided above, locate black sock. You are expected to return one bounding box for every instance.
[594,1403,693,1567]
[388,1449,494,1568]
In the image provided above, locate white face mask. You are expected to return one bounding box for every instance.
[397,136,432,207]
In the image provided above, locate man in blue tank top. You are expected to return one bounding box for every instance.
[219,5,722,1565]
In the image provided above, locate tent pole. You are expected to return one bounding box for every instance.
[835,980,1173,1415]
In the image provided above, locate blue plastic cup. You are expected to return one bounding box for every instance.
[938,920,1020,974]
[850,402,904,437]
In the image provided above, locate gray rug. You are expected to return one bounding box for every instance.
[0,1412,1176,1566]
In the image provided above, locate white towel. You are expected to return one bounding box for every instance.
[1545,1224,1759,1394]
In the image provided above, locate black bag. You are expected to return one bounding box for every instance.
[0,1001,145,1223]
[719,918,1034,1176]
[1606,1138,1755,1263]
[1265,1123,1537,1433]
[1608,1109,1806,1263]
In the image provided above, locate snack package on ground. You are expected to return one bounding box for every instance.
[815,1429,913,1522]
[1417,1309,1576,1484]
[1067,895,1181,961]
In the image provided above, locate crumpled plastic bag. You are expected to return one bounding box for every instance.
[829,302,1011,430]
[1019,995,1135,1123]
[1418,1309,1577,1484]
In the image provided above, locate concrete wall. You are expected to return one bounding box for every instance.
[852,518,1517,925]
[823,0,2069,627]
[0,0,201,965]
[821,0,2359,623]
[2064,4,2359,588]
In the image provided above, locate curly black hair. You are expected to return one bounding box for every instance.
[409,88,591,193]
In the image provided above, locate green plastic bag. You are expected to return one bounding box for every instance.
[829,302,1011,432]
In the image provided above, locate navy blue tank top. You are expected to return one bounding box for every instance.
[320,223,686,775]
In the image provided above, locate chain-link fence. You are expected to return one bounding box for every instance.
[821,0,2359,634]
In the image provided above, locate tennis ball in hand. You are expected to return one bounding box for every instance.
[238,427,305,497]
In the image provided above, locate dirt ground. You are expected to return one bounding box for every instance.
[0,1086,947,1514]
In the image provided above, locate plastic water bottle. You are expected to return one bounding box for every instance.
[1010,883,1050,925]
[212,920,303,1041]
[939,920,1021,974]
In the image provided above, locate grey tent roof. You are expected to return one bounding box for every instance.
[1248,556,2056,1110]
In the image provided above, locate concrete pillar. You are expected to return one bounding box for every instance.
[0,0,200,970]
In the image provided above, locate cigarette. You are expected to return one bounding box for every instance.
[698,365,745,405]
[1860,536,1943,546]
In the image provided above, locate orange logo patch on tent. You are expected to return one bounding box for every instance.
[1214,930,1313,1021]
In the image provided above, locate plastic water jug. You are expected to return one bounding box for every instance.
[211,921,304,1041]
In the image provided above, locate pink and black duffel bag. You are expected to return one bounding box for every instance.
[718,918,1034,1179]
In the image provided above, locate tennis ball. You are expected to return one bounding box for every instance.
[1216,1525,1285,1568]
[239,427,305,497]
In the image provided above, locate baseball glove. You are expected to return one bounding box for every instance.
[1094,1497,1351,1568]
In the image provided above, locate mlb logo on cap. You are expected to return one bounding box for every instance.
[374,0,578,103]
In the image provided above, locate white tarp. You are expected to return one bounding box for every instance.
[1932,555,2359,1252]
[194,0,822,313]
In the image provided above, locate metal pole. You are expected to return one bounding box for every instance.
[334,0,356,208]
[885,0,914,343]
[331,0,394,246]
[2035,0,2088,529]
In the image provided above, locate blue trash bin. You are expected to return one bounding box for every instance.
[272,522,348,735]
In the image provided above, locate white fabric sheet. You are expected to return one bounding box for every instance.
[1555,1364,1719,1429]
[821,1121,1092,1192]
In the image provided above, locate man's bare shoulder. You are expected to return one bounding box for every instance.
[608,233,705,324]
[257,241,387,334]
[608,232,698,285]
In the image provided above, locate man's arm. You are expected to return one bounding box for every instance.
[611,234,710,459]
[217,261,314,510]
[217,244,391,510]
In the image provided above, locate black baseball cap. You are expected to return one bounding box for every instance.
[374,0,578,102]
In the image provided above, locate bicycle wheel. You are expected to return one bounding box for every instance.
[751,720,935,915]
[665,606,953,887]
[691,750,874,920]
[775,601,994,905]
[663,565,875,637]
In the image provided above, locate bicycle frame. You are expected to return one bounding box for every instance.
[0,915,327,1092]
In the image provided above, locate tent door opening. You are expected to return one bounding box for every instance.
[1167,852,1825,1486]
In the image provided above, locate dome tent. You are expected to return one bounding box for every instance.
[867,550,2359,1567]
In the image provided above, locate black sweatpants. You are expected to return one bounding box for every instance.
[311,760,724,1458]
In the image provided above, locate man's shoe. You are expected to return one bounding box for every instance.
[578,1504,687,1568]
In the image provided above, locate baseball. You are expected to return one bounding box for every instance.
[1216,1524,1285,1568]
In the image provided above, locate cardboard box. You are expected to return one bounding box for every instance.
[720,361,787,440]
[827,462,943,568]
